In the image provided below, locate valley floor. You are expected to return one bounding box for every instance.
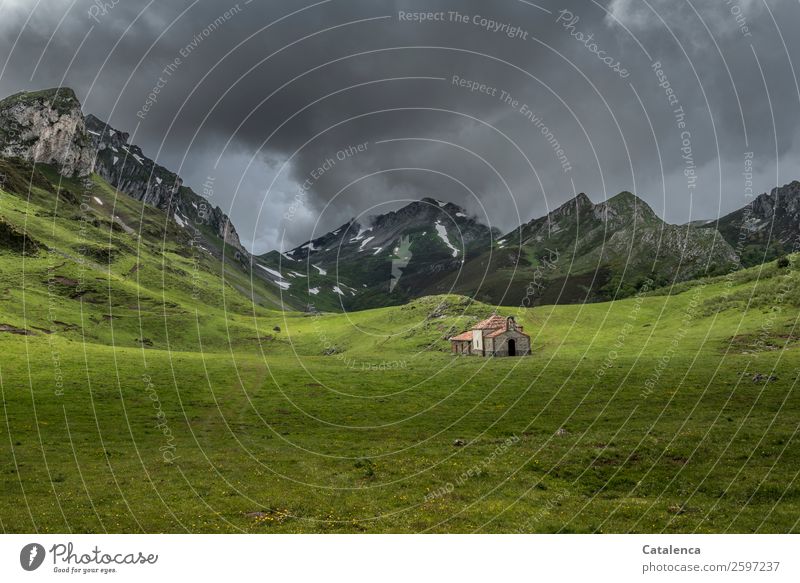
[1,280,799,533]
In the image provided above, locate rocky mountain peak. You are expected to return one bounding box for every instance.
[767,181,800,214]
[85,113,248,258]
[0,87,81,111]
[721,180,800,227]
[85,114,184,208]
[547,192,593,219]
[374,197,467,225]
[285,197,485,261]
[0,87,94,177]
[418,196,462,209]
[85,113,129,145]
[770,180,800,198]
[0,86,249,260]
[744,181,800,239]
[574,192,592,207]
[594,191,659,225]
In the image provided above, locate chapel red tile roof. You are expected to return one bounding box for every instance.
[486,324,529,338]
[450,314,530,342]
[485,326,509,338]
[472,314,507,330]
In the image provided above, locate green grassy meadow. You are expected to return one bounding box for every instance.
[1,171,799,533]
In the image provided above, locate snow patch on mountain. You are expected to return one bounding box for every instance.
[257,264,284,279]
[435,220,459,257]
[350,224,371,242]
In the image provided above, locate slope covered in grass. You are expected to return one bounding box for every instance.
[0,159,301,353]
[1,222,798,532]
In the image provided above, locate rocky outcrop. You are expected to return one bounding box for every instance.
[710,180,800,265]
[0,88,94,177]
[0,87,248,259]
[592,191,660,228]
[204,202,247,252]
[84,114,248,259]
[85,114,183,209]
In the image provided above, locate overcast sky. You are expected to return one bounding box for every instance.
[1,0,799,253]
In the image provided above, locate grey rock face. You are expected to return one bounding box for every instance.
[711,180,800,264]
[0,88,94,177]
[86,114,184,209]
[84,114,248,258]
[0,87,248,259]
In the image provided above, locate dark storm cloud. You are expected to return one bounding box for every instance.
[0,0,798,252]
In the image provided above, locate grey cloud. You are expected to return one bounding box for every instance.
[1,0,799,252]
[606,0,771,38]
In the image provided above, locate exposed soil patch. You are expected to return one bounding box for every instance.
[0,158,54,196]
[30,326,54,334]
[728,331,800,353]
[0,323,33,335]
[57,188,80,206]
[0,217,39,254]
[50,275,79,287]
[82,244,120,263]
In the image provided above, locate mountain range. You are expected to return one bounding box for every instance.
[1,87,797,312]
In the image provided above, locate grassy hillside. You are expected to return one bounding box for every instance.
[1,183,799,537]
[0,158,299,350]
